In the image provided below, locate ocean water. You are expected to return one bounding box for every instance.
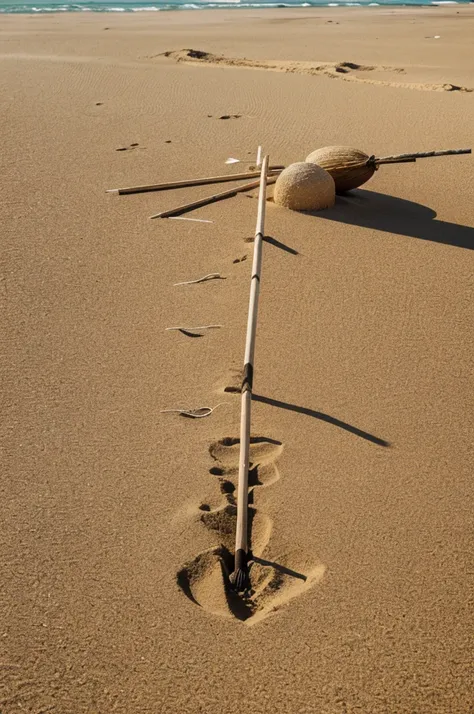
[0,0,469,13]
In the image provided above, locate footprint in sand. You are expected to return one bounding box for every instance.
[214,367,242,395]
[115,142,142,152]
[177,436,325,624]
[161,49,473,93]
[233,254,247,264]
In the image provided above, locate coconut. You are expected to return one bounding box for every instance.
[273,162,335,211]
[305,146,375,193]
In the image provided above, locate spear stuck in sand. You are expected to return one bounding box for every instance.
[229,154,270,593]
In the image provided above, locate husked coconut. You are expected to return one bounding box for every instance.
[305,145,375,193]
[273,162,335,211]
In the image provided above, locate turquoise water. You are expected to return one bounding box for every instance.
[0,0,469,12]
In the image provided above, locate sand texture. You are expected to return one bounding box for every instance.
[1,7,474,713]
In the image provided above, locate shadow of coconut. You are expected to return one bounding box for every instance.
[307,189,473,250]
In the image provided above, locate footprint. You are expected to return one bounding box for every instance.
[200,503,272,556]
[215,367,242,395]
[115,143,143,152]
[162,49,470,93]
[209,437,282,492]
[177,545,325,624]
[176,436,325,623]
[209,436,283,472]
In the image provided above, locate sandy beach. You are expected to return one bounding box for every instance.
[1,6,473,712]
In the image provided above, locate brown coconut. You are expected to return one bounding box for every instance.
[273,162,335,211]
[305,146,374,193]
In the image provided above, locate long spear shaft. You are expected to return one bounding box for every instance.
[229,155,269,593]
[106,168,283,195]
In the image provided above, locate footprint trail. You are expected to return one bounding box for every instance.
[177,436,325,624]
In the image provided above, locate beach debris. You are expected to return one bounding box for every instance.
[274,162,335,211]
[305,145,472,193]
[149,176,278,219]
[106,168,281,196]
[229,155,270,594]
[225,158,241,165]
[168,217,213,223]
[165,325,222,336]
[173,273,225,286]
[160,403,226,419]
[233,255,247,264]
[256,145,262,167]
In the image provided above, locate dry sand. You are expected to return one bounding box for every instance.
[1,7,473,712]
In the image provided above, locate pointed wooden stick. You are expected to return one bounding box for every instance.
[106,168,282,195]
[229,154,269,594]
[373,148,471,165]
[150,175,277,219]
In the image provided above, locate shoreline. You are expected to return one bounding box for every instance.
[1,1,474,13]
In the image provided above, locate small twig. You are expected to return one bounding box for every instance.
[160,403,226,419]
[168,217,213,223]
[173,273,225,286]
[165,324,222,332]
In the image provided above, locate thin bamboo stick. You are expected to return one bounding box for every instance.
[374,148,471,165]
[106,168,282,195]
[149,175,277,219]
[373,157,416,165]
[229,154,269,593]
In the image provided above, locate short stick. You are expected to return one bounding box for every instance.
[107,168,282,195]
[150,175,277,219]
[229,155,269,593]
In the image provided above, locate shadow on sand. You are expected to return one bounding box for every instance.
[310,189,473,250]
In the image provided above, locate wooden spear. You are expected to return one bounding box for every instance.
[229,154,269,593]
[106,168,283,195]
[149,174,277,220]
